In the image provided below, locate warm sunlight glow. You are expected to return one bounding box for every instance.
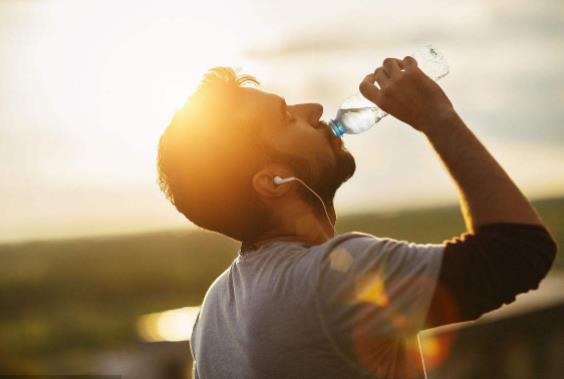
[2,0,563,242]
[138,306,200,342]
[40,0,247,159]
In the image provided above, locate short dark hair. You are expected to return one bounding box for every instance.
[157,67,272,242]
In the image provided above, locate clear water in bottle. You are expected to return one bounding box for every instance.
[328,44,449,137]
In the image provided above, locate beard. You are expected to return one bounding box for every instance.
[245,126,356,243]
[261,121,356,223]
[292,123,356,216]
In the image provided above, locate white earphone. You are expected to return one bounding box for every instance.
[273,176,296,185]
[273,176,333,230]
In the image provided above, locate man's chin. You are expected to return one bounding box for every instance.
[335,149,356,184]
[321,148,356,201]
[299,149,355,214]
[326,129,356,182]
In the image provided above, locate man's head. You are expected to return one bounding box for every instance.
[157,67,356,242]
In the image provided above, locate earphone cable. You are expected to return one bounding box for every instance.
[290,177,334,232]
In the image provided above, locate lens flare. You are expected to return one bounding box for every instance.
[138,306,200,342]
[355,270,390,308]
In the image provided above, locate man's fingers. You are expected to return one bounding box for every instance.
[359,73,380,101]
[373,66,389,78]
[374,67,390,89]
[403,56,418,68]
[360,55,417,102]
[382,58,403,78]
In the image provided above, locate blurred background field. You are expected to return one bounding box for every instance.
[1,196,562,376]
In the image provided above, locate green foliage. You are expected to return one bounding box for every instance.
[0,197,562,362]
[0,229,239,359]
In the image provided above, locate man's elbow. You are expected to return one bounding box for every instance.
[430,223,559,327]
[489,224,558,299]
[527,227,558,288]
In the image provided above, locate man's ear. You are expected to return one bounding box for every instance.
[252,166,294,198]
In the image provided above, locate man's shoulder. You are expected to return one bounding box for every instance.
[200,265,232,301]
[313,231,401,258]
[315,231,379,252]
[320,231,444,253]
[311,231,444,275]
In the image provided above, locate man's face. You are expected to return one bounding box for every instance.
[239,87,356,207]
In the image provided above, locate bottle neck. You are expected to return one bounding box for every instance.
[328,119,345,137]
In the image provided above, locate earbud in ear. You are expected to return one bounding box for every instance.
[273,176,295,185]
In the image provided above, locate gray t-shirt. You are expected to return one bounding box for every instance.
[190,232,444,379]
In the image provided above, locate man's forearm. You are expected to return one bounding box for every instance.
[423,110,543,232]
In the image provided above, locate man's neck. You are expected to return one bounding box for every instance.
[253,208,336,248]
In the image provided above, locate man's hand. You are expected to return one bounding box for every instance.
[359,57,455,133]
[360,57,545,231]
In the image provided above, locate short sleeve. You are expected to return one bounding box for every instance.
[314,233,444,344]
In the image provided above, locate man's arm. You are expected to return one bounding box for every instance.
[359,56,558,327]
[422,110,542,232]
[360,56,543,231]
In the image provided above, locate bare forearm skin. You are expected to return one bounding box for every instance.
[423,110,544,233]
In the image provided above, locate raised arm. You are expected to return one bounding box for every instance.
[359,56,543,231]
[422,108,544,231]
[359,56,558,327]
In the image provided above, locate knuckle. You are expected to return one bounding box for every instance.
[375,68,387,79]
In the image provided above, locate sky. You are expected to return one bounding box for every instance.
[0,0,563,242]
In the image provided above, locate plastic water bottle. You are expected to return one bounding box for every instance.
[328,44,449,137]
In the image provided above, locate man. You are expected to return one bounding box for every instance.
[157,58,557,378]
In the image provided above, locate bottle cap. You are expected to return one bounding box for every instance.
[328,119,345,137]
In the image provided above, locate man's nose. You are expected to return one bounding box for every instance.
[290,103,324,126]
